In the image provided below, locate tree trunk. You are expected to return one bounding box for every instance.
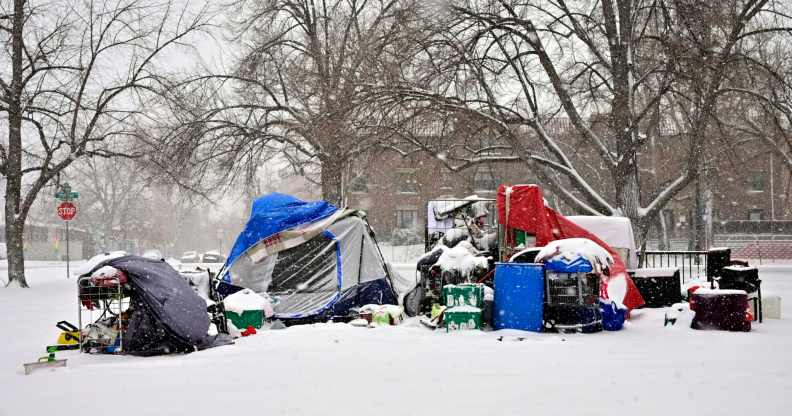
[320,157,345,207]
[658,210,670,251]
[613,153,643,232]
[692,174,714,251]
[4,0,28,288]
[4,219,27,288]
[636,220,652,268]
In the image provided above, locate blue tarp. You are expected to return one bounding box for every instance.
[544,255,594,273]
[219,193,400,323]
[223,193,338,275]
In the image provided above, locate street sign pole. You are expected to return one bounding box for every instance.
[66,221,70,279]
[55,182,78,279]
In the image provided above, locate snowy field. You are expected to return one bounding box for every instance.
[1,261,791,416]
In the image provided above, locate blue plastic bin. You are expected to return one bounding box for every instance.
[493,263,544,332]
[599,300,626,331]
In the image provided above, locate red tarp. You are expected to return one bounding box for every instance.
[497,184,645,310]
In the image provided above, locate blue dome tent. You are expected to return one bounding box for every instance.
[217,193,412,323]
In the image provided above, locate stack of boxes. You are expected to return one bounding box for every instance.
[442,283,484,331]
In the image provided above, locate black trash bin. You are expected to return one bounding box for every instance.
[707,247,732,282]
[632,268,682,308]
[718,265,762,322]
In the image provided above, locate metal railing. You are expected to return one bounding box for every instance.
[638,250,708,283]
[714,221,792,235]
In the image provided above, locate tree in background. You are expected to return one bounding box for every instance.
[70,156,149,252]
[660,0,792,249]
[372,0,791,247]
[163,0,423,206]
[0,0,209,287]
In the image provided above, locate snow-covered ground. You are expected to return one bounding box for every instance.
[379,243,425,263]
[1,261,791,416]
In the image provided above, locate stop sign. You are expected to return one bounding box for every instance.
[57,201,77,221]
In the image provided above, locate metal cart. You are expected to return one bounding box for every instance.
[78,274,130,353]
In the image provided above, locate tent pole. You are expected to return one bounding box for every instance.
[356,227,365,306]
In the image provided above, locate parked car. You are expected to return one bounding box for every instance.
[200,250,225,264]
[142,249,164,260]
[180,251,200,264]
[177,250,225,272]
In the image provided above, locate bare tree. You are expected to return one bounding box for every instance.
[70,156,150,251]
[0,0,210,287]
[715,34,792,173]
[164,0,422,206]
[372,0,790,247]
[663,0,792,248]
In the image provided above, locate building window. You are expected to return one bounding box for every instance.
[349,175,368,193]
[748,172,764,192]
[477,135,499,156]
[748,209,763,222]
[440,170,454,190]
[473,166,498,193]
[396,169,417,193]
[395,209,417,230]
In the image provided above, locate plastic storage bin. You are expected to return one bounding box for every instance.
[493,263,544,332]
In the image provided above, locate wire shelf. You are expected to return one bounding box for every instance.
[78,275,130,354]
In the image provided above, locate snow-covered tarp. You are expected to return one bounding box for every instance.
[566,215,638,269]
[536,238,613,274]
[435,241,489,279]
[74,251,127,276]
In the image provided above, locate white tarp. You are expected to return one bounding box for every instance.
[566,216,638,269]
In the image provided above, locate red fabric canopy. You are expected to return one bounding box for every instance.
[497,184,645,310]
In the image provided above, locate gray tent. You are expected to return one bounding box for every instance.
[218,193,421,322]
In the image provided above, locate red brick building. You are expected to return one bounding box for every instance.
[346,118,792,244]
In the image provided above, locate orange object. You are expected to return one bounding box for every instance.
[241,325,257,337]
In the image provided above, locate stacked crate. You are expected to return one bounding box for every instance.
[442,283,484,331]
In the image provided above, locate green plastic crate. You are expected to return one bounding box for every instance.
[225,309,264,330]
[514,230,536,247]
[445,306,482,331]
[442,283,484,308]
